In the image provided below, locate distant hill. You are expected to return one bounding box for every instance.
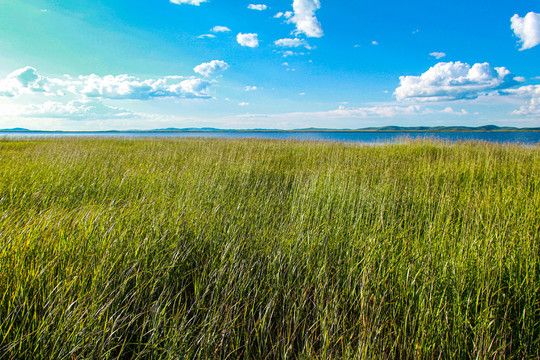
[152,126,540,132]
[151,127,283,132]
[356,125,529,132]
[152,127,223,132]
[0,128,30,132]
[1,126,539,133]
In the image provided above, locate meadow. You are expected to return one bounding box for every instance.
[0,137,539,359]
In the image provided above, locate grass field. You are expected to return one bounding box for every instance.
[0,137,539,359]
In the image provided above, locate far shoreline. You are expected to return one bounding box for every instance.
[1,127,540,134]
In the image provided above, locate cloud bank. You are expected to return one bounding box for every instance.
[511,12,540,50]
[395,62,516,101]
[1,98,134,120]
[228,105,469,127]
[22,99,134,119]
[0,67,212,100]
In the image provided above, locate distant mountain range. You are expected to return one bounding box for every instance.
[1,125,539,133]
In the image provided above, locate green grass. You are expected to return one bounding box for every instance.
[0,137,539,359]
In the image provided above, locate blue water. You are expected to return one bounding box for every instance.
[2,131,540,145]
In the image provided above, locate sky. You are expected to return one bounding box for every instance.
[0,0,538,130]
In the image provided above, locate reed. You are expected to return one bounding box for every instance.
[0,137,539,359]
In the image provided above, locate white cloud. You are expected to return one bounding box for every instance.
[211,26,231,33]
[22,99,134,119]
[511,12,540,50]
[278,50,307,57]
[505,85,540,115]
[1,98,134,120]
[245,86,258,91]
[170,0,207,5]
[193,60,229,76]
[372,41,379,46]
[0,67,213,100]
[237,33,259,47]
[326,105,468,118]
[274,38,312,49]
[198,34,216,39]
[248,4,268,11]
[274,11,293,19]
[238,102,250,106]
[289,0,323,38]
[77,75,211,100]
[0,67,51,97]
[430,52,446,59]
[395,61,517,102]
[228,105,470,125]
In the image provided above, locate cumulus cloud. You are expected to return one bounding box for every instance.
[237,33,259,47]
[170,0,207,5]
[193,60,229,76]
[211,26,231,33]
[274,38,312,49]
[248,4,268,11]
[395,61,517,101]
[505,85,540,115]
[76,75,211,100]
[430,52,446,59]
[0,67,213,100]
[289,0,323,38]
[0,67,52,97]
[511,12,540,50]
[245,86,258,91]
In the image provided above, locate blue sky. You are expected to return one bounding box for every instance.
[0,0,538,130]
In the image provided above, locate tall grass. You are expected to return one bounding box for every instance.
[0,137,539,359]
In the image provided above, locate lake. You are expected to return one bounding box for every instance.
[2,131,540,145]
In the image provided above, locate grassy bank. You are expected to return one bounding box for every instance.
[0,138,539,359]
